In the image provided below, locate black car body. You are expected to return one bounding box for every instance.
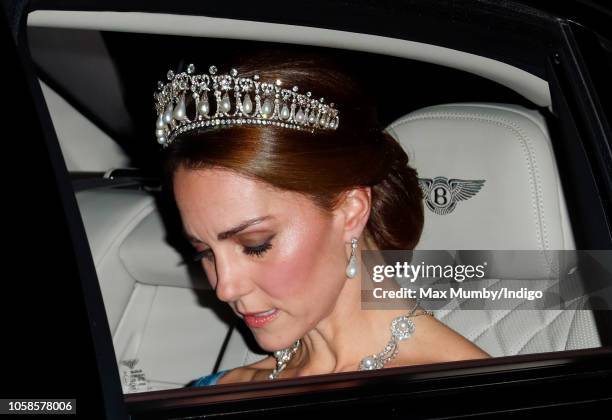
[2,0,612,418]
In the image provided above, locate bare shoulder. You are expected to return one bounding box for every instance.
[216,356,276,384]
[398,312,491,365]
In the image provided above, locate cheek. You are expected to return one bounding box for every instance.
[260,233,315,299]
[259,218,339,302]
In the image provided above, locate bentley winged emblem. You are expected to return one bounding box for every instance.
[120,359,139,369]
[418,177,485,215]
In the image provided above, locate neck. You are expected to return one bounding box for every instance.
[288,245,416,376]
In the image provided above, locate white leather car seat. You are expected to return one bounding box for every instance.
[76,189,244,392]
[385,103,601,356]
[40,80,131,172]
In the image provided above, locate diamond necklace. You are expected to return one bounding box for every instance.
[269,300,434,380]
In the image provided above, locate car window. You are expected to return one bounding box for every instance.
[26,22,611,399]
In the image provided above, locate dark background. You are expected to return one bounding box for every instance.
[0,8,108,419]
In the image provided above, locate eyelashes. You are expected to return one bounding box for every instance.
[243,241,273,257]
[192,236,274,262]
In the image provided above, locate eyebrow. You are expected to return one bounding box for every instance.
[183,216,273,244]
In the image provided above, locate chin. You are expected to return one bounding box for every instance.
[253,331,300,353]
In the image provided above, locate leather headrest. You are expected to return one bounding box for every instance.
[385,103,575,279]
[77,189,210,290]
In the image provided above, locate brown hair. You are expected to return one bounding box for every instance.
[162,48,423,250]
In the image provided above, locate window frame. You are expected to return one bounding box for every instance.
[7,0,612,417]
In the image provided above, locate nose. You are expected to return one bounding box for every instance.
[212,253,252,303]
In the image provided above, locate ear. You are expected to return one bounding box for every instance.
[332,186,372,242]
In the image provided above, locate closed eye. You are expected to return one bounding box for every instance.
[192,235,275,262]
[243,240,272,258]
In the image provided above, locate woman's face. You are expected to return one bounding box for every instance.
[173,166,349,351]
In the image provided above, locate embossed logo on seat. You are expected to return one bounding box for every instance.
[418,177,485,215]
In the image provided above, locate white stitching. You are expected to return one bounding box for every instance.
[515,309,568,354]
[390,112,551,273]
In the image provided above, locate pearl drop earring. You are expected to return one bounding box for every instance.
[345,237,359,279]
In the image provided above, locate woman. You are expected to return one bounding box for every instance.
[154,48,490,386]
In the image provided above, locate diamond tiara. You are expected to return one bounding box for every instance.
[154,63,340,148]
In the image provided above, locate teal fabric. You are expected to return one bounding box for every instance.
[191,369,230,386]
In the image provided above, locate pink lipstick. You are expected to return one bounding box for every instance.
[243,308,279,328]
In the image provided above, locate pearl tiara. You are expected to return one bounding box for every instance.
[153,63,340,147]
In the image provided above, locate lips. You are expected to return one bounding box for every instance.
[243,308,279,328]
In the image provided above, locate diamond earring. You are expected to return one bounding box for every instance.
[345,237,359,279]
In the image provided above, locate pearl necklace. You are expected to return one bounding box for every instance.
[269,302,434,380]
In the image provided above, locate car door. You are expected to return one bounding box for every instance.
[0,5,129,420]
